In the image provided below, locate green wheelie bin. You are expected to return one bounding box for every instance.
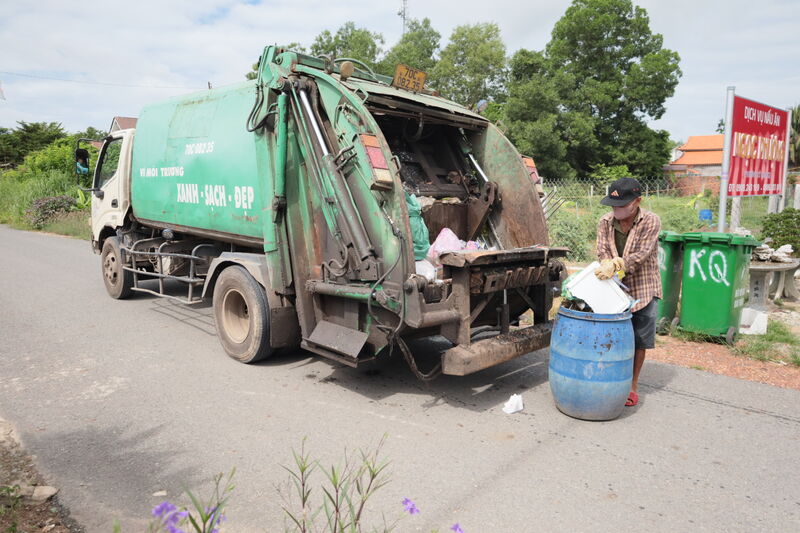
[677,232,760,343]
[656,231,684,333]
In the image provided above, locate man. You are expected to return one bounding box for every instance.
[595,177,661,407]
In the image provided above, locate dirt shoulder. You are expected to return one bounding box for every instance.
[650,334,800,390]
[0,418,83,532]
[649,301,800,391]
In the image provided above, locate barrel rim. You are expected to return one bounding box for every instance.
[557,306,632,322]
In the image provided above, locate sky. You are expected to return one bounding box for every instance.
[0,0,797,143]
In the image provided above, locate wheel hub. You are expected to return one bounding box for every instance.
[221,289,250,343]
[104,254,118,285]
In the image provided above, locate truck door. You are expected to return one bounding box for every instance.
[91,134,127,237]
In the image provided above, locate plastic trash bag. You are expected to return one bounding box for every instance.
[406,192,430,261]
[502,394,524,414]
[426,227,464,263]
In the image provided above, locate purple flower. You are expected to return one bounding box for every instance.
[450,524,465,533]
[152,501,178,518]
[402,497,420,515]
[151,501,187,533]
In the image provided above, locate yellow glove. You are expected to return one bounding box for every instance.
[595,259,616,280]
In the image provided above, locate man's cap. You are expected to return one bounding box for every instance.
[600,177,642,206]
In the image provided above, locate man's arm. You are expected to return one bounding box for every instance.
[596,217,614,261]
[623,214,661,273]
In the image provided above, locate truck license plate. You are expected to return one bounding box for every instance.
[392,64,426,92]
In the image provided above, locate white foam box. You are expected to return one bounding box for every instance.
[565,261,633,314]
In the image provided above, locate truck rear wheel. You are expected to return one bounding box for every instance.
[101,237,133,299]
[212,265,274,363]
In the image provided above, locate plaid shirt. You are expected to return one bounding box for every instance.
[596,209,662,312]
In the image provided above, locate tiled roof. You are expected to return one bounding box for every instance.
[671,151,722,166]
[677,134,723,152]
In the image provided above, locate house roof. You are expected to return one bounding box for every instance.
[111,116,137,131]
[671,150,722,166]
[677,134,723,152]
[670,134,724,166]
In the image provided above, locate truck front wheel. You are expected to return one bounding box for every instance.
[212,265,274,363]
[101,237,133,299]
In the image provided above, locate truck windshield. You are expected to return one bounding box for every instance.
[97,138,122,189]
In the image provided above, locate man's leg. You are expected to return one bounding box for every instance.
[631,348,646,393]
[628,299,657,406]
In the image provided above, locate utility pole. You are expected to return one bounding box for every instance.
[398,0,408,35]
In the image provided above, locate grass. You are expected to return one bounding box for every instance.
[734,320,800,366]
[41,210,91,240]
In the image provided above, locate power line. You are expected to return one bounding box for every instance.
[0,70,197,90]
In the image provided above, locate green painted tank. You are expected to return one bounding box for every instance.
[131,81,278,248]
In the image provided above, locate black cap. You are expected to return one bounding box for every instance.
[600,177,642,206]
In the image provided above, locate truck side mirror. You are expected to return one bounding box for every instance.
[75,147,90,176]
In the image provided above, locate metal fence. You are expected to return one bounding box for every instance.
[542,177,787,263]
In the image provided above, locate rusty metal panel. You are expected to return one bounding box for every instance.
[439,247,547,267]
[269,306,301,348]
[442,323,552,376]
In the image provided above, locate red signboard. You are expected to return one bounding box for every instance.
[727,95,789,196]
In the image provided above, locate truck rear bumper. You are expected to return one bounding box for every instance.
[441,322,552,376]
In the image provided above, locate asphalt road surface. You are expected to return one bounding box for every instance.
[1,225,799,532]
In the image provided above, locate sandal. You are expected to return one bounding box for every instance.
[625,391,639,407]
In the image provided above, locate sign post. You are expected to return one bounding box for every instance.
[779,107,793,211]
[718,87,735,232]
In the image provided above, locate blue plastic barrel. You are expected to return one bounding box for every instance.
[548,307,634,421]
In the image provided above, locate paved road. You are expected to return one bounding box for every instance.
[1,225,799,532]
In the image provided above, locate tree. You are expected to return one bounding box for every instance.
[377,18,440,76]
[504,0,681,178]
[309,22,384,69]
[503,49,596,180]
[790,103,800,168]
[0,121,66,169]
[430,23,506,108]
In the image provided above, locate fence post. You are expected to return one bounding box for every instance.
[590,184,593,198]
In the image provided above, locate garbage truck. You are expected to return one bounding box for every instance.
[79,46,567,379]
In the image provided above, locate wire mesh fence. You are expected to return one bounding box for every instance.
[543,176,786,263]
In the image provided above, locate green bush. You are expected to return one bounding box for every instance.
[0,169,77,224]
[549,214,594,262]
[660,204,701,233]
[762,208,800,254]
[25,195,76,229]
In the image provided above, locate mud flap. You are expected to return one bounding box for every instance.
[441,322,552,376]
[306,320,369,360]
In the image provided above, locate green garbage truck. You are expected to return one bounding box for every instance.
[80,46,567,378]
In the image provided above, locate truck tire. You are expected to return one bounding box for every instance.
[101,237,133,299]
[212,265,274,363]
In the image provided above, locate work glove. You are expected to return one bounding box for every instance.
[595,257,626,281]
[595,259,616,280]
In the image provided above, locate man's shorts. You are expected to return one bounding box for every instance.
[631,298,658,350]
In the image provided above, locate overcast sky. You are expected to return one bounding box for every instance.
[1,0,797,143]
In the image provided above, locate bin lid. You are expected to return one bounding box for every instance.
[681,232,761,247]
[658,231,683,242]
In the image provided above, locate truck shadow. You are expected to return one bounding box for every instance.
[285,335,553,414]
